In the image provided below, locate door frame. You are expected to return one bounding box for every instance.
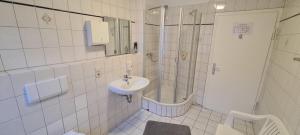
[204,8,282,112]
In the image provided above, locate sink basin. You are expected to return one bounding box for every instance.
[109,76,150,95]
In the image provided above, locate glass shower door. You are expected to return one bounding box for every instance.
[143,6,202,104]
[174,9,202,103]
[143,6,165,101]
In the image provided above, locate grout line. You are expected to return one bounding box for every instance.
[202,111,211,135]
[56,68,67,133]
[0,0,104,19]
[33,5,47,67]
[7,3,28,135]
[67,64,80,133]
[83,75,92,134]
[52,9,64,64]
[32,69,49,135]
[12,2,29,70]
[0,54,133,72]
[280,13,300,22]
[33,4,48,69]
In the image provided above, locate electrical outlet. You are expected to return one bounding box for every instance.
[95,70,101,78]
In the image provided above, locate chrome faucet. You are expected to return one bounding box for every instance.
[123,74,132,84]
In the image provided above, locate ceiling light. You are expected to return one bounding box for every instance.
[214,4,225,10]
[214,0,226,10]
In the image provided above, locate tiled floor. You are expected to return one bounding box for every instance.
[108,105,255,135]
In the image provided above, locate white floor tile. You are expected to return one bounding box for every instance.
[108,105,255,135]
[182,118,196,129]
[191,128,205,135]
[194,121,207,131]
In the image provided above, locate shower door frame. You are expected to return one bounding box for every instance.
[157,5,167,102]
[173,8,183,103]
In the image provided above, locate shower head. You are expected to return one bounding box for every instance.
[147,5,168,15]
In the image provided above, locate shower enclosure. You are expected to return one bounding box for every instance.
[143,5,202,105]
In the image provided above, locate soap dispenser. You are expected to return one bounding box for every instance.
[133,42,138,53]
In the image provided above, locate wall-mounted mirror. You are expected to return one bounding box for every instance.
[119,19,131,54]
[104,17,119,56]
[104,17,134,56]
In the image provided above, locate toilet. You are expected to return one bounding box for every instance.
[63,131,85,135]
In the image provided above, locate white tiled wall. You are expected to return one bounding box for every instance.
[255,0,300,135]
[0,0,145,135]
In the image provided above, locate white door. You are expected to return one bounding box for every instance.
[203,10,278,113]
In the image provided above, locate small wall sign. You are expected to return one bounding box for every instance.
[233,23,253,39]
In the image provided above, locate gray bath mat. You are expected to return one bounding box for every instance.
[143,120,191,135]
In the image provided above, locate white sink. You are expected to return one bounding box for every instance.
[109,76,150,95]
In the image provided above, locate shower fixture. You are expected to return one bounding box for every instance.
[143,5,201,105]
[189,9,197,16]
[180,50,188,61]
[146,52,158,62]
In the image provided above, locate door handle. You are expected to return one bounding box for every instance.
[212,63,221,75]
[212,63,216,75]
